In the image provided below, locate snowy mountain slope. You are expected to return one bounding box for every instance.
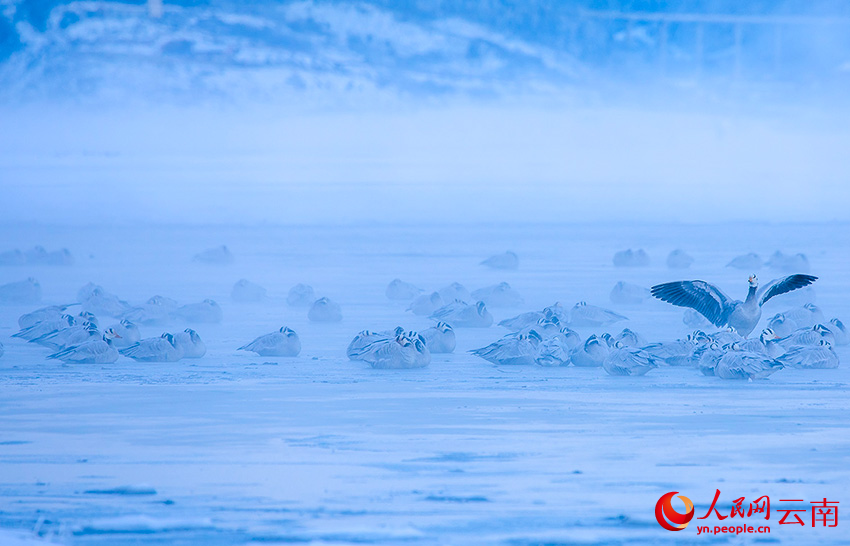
[0,1,582,102]
[1,1,848,103]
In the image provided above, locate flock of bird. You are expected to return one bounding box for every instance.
[0,276,310,364]
[344,280,845,379]
[462,299,845,379]
[344,251,842,379]
[0,247,845,380]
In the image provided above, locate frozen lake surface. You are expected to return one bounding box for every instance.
[1,222,848,545]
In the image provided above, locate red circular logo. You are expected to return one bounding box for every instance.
[655,491,695,531]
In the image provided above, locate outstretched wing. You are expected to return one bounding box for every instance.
[758,274,817,306]
[650,280,733,327]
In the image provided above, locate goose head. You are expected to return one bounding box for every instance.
[436,322,452,333]
[759,328,778,343]
[103,328,122,344]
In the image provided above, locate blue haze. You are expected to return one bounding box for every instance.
[0,0,848,223]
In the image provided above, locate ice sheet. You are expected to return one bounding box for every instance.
[0,222,848,545]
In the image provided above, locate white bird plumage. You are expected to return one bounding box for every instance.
[124,295,179,325]
[173,299,223,324]
[609,281,650,305]
[194,245,233,264]
[666,249,694,269]
[347,330,390,360]
[777,324,834,349]
[643,332,709,366]
[48,329,121,364]
[120,333,184,362]
[175,328,206,358]
[81,286,132,317]
[784,304,824,329]
[715,350,783,380]
[613,248,649,267]
[231,279,267,303]
[569,334,609,367]
[471,330,542,366]
[767,313,797,337]
[407,292,444,316]
[776,340,839,369]
[17,304,74,329]
[31,321,99,350]
[14,314,76,341]
[480,251,519,270]
[386,279,422,300]
[437,282,470,303]
[470,282,523,308]
[651,274,817,337]
[535,334,573,367]
[359,333,430,369]
[430,300,493,328]
[420,322,456,354]
[308,297,343,322]
[695,342,725,376]
[287,284,315,307]
[613,328,645,348]
[569,302,628,328]
[0,277,41,304]
[107,319,141,348]
[240,327,301,357]
[766,251,809,273]
[829,318,848,346]
[603,343,658,376]
[726,252,762,270]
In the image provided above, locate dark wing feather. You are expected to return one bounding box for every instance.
[650,280,732,327]
[758,274,817,306]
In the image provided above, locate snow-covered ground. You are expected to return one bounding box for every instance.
[0,222,848,544]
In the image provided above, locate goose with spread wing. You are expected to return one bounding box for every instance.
[650,274,817,337]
